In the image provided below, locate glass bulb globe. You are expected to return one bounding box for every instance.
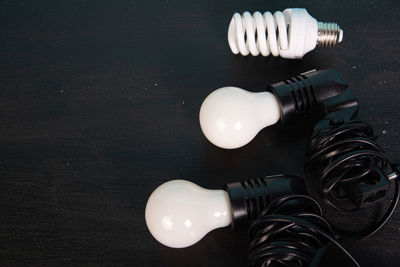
[199,87,281,149]
[145,180,231,248]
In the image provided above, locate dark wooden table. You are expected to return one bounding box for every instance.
[1,0,399,266]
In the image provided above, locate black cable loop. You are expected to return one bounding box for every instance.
[305,119,400,238]
[248,195,359,267]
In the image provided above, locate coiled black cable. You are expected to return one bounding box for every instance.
[248,195,359,267]
[305,119,399,238]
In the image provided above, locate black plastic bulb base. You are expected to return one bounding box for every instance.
[225,174,306,230]
[268,69,358,125]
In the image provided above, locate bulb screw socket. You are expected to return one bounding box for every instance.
[268,69,358,125]
[317,22,343,47]
[225,175,306,230]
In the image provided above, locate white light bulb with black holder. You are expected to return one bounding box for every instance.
[200,69,353,149]
[145,175,306,248]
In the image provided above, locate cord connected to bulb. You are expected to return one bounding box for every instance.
[269,69,400,239]
[306,119,400,238]
[228,8,343,58]
[248,195,360,267]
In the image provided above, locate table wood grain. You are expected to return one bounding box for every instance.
[0,0,399,266]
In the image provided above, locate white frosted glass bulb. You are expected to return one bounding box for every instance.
[199,87,281,149]
[145,180,231,248]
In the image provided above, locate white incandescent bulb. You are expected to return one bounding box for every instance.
[145,180,231,248]
[199,87,281,149]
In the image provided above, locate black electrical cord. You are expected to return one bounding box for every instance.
[305,119,399,238]
[248,195,360,267]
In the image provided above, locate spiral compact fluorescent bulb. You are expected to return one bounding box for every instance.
[228,8,343,58]
[145,176,305,248]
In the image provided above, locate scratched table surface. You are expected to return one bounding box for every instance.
[1,0,399,266]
